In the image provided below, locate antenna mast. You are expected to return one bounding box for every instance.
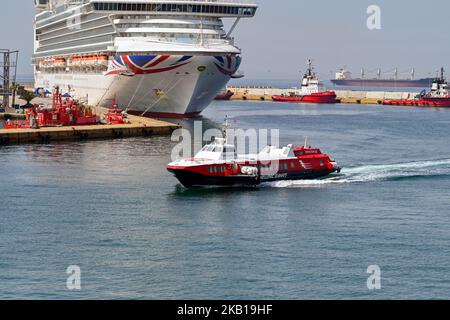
[1,49,19,110]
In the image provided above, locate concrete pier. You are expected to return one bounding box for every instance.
[0,115,179,145]
[226,86,420,104]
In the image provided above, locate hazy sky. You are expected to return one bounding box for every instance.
[2,0,450,79]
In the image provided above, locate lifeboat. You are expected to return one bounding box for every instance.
[54,58,66,67]
[167,121,340,188]
[272,59,337,104]
[70,56,82,66]
[97,55,109,66]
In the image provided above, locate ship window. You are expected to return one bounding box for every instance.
[209,166,213,173]
[291,162,296,169]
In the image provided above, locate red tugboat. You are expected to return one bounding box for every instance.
[383,68,450,108]
[419,68,450,107]
[104,97,127,125]
[272,60,337,104]
[167,123,340,188]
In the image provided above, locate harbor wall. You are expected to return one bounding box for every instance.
[226,86,420,104]
[0,111,180,145]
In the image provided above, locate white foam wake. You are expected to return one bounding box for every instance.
[263,158,450,188]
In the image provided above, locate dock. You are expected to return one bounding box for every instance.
[0,113,180,145]
[227,86,420,104]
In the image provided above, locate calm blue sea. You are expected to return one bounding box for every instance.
[1,101,450,299]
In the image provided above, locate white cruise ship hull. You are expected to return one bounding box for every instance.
[35,54,240,118]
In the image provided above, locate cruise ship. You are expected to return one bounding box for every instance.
[33,0,258,117]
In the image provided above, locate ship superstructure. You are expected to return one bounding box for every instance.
[33,0,257,117]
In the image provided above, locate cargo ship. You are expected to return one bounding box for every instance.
[331,68,434,88]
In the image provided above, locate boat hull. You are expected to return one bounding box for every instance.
[168,168,338,188]
[272,91,337,104]
[331,79,434,88]
[35,55,240,117]
[421,97,450,107]
[383,97,450,108]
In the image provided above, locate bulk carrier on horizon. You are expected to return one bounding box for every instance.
[33,0,257,118]
[331,68,435,88]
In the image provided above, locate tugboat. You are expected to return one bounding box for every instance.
[383,68,450,108]
[272,60,337,104]
[420,68,450,107]
[167,121,340,188]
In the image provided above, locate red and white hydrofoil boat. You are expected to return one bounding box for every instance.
[167,136,340,188]
[272,59,337,104]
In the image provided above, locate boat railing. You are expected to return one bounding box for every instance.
[138,0,257,5]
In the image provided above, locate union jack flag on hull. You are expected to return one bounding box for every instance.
[214,55,242,76]
[106,55,192,76]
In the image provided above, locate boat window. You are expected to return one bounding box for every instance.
[208,166,213,173]
[213,146,223,153]
[291,162,296,169]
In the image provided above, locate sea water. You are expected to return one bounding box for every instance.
[1,101,450,299]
